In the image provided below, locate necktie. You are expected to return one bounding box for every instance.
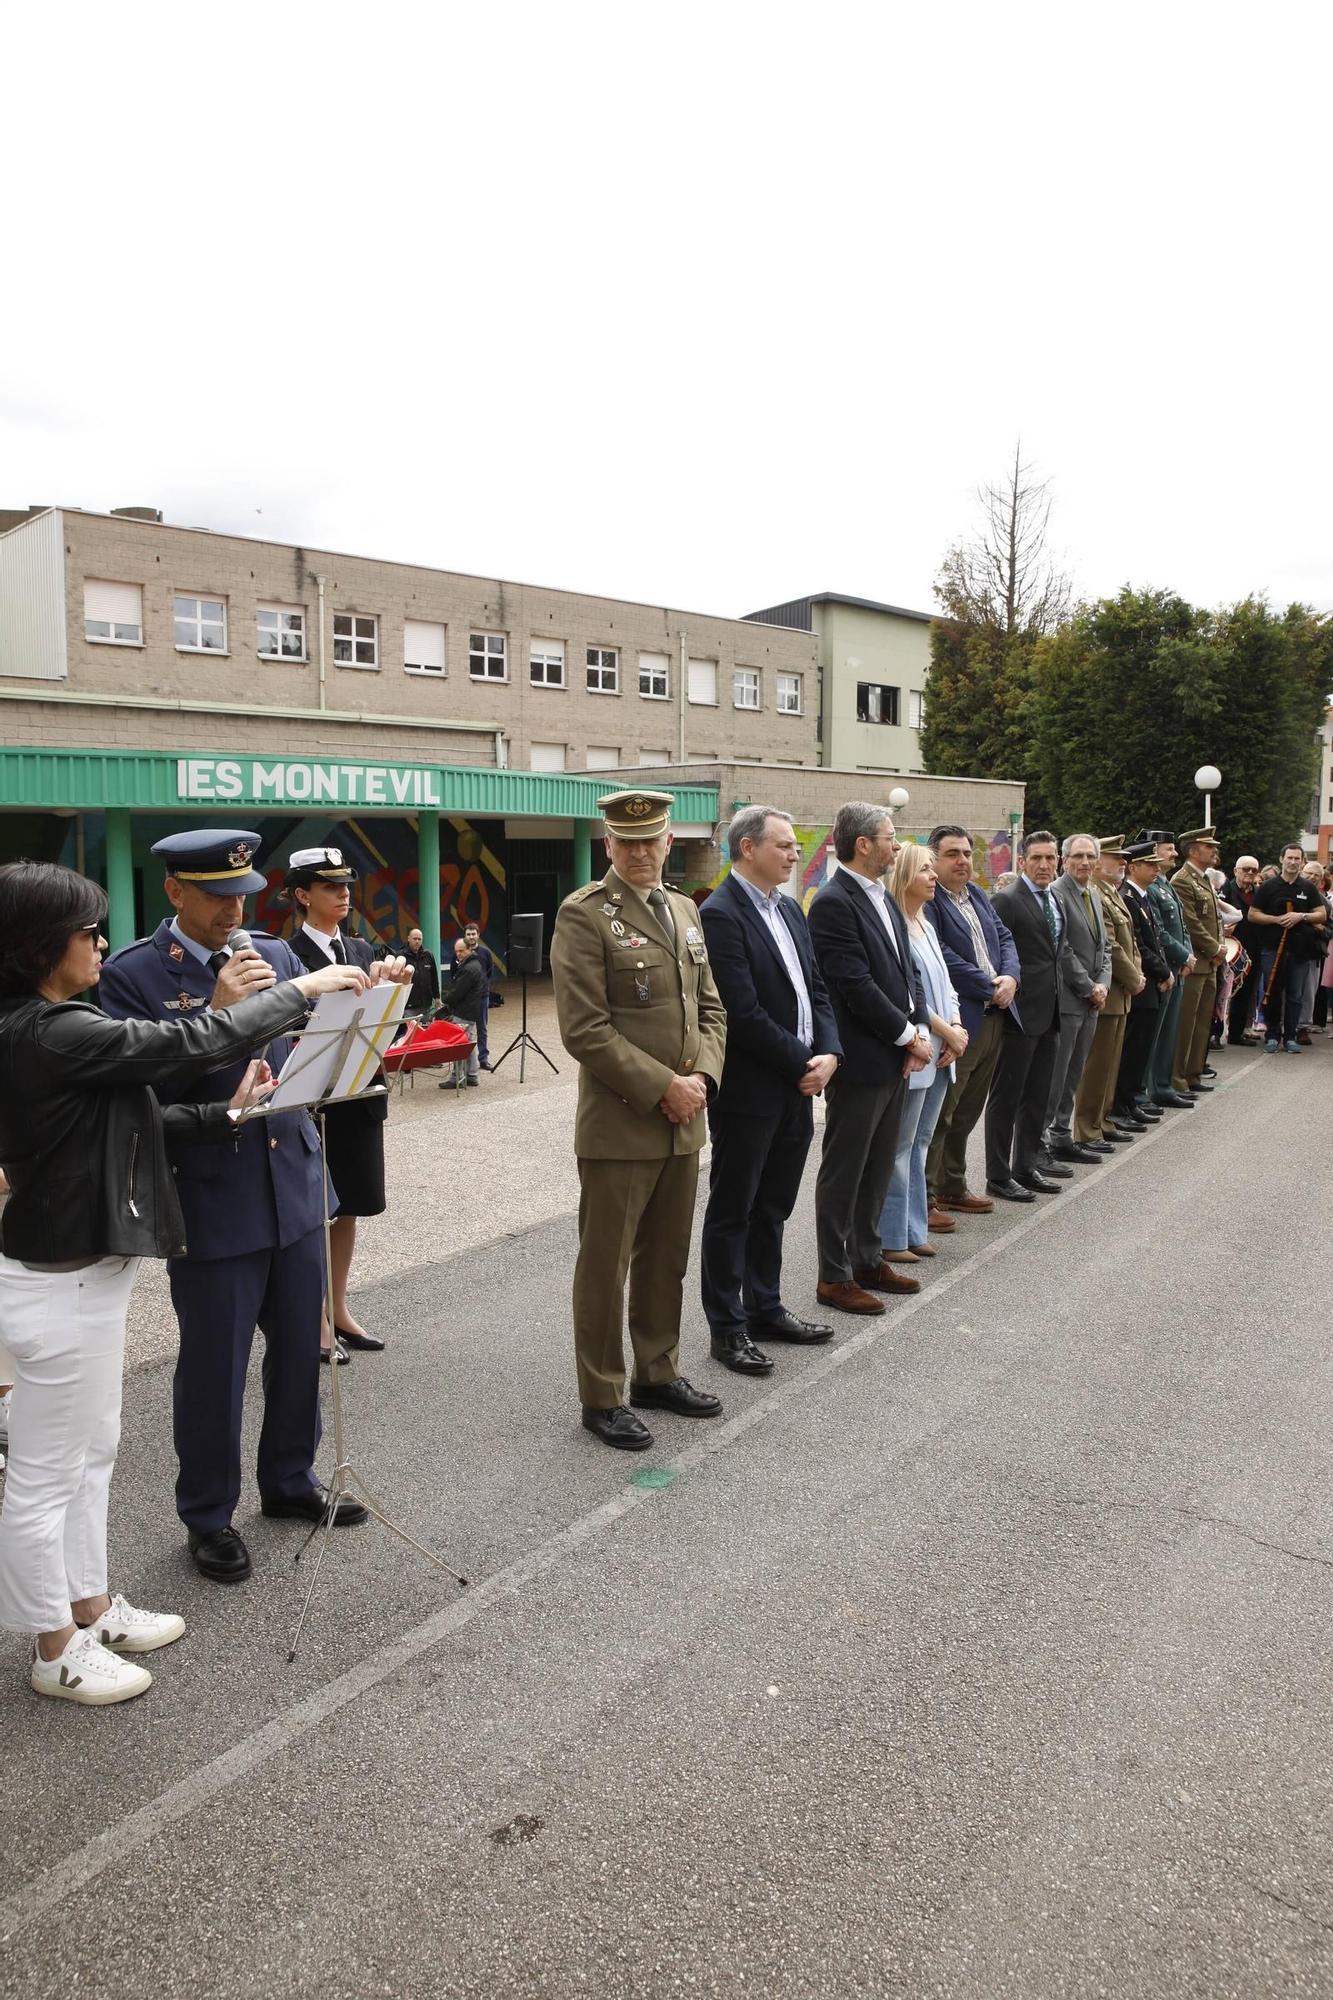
[1081,888,1097,932]
[646,886,675,948]
[331,934,347,965]
[1039,888,1057,945]
[207,950,228,977]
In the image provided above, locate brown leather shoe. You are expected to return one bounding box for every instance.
[926,1206,959,1232]
[936,1191,991,1216]
[908,1242,937,1257]
[883,1248,920,1263]
[815,1280,885,1316]
[853,1261,922,1295]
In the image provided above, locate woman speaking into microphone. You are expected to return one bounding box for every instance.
[0,860,369,1706]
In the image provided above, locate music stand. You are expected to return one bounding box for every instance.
[237,992,468,1660]
[490,973,558,1083]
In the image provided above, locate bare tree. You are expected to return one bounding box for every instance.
[935,444,1072,634]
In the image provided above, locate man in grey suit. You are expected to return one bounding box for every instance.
[1042,833,1110,1168]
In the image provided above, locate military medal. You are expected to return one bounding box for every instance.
[611,919,625,937]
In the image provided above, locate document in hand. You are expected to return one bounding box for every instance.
[267,981,408,1111]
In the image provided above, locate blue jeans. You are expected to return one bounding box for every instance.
[879,1066,952,1252]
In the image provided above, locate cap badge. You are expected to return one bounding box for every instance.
[227,842,256,868]
[626,798,650,818]
[325,848,343,866]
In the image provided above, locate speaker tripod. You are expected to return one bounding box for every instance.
[490,972,558,1083]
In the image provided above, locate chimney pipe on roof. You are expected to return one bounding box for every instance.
[110,506,163,523]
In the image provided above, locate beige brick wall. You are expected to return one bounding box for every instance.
[51,513,819,773]
[0,698,494,766]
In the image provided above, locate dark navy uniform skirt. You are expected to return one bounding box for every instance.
[323,1095,387,1217]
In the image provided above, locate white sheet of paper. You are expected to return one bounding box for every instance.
[267,981,408,1111]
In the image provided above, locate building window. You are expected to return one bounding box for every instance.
[733,668,760,710]
[470,631,508,680]
[84,580,143,645]
[687,657,718,705]
[639,749,669,766]
[529,741,566,772]
[529,639,566,688]
[174,595,227,653]
[777,673,803,715]
[404,619,446,675]
[256,605,306,660]
[333,613,378,669]
[639,652,670,700]
[587,746,619,770]
[856,681,899,725]
[909,690,925,730]
[587,645,619,694]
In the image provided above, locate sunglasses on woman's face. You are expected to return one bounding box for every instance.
[77,923,106,941]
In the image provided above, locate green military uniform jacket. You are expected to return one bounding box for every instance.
[551,870,727,1160]
[1147,875,1193,972]
[1168,861,1223,962]
[1096,882,1142,1016]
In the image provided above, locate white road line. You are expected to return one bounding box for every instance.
[0,1060,1258,1940]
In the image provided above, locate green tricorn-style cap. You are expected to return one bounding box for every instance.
[599,788,674,838]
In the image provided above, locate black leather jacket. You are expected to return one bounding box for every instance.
[0,983,311,1264]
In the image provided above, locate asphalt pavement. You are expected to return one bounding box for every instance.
[3,1036,1331,1999]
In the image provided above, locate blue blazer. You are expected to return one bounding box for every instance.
[699,872,841,1115]
[99,921,324,1259]
[922,882,1023,1039]
[807,868,929,1085]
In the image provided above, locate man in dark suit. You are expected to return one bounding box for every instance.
[921,824,1021,1223]
[1116,842,1175,1119]
[987,830,1065,1201]
[807,802,932,1316]
[699,807,843,1375]
[99,830,370,1584]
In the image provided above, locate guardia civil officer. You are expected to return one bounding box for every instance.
[99,830,370,1582]
[285,846,409,1364]
[550,790,728,1450]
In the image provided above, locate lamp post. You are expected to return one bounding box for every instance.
[1194,764,1222,830]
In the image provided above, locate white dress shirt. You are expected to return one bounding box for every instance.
[732,870,814,1047]
[837,864,921,1047]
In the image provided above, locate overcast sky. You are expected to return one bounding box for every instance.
[5,2,1329,621]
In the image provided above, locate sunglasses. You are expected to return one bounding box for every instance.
[77,922,106,939]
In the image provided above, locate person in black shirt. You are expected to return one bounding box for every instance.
[1251,845,1328,1051]
[437,937,484,1088]
[452,923,495,1068]
[1222,855,1261,1042]
[402,927,440,1017]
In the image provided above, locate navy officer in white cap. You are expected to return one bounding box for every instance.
[99,829,372,1583]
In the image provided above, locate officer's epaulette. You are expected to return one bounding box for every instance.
[568,882,606,904]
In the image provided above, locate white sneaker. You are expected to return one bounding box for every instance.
[31,1628,152,1706]
[83,1593,185,1655]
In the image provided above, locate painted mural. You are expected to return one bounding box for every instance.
[678,825,1015,906]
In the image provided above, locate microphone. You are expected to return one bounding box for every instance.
[226,927,252,952]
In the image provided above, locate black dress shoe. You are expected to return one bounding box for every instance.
[1188,1080,1215,1093]
[335,1327,385,1352]
[188,1526,252,1583]
[710,1333,775,1376]
[630,1376,723,1418]
[320,1338,350,1366]
[260,1485,369,1526]
[1034,1153,1074,1179]
[1201,1065,1217,1078]
[1015,1170,1062,1194]
[1154,1092,1196,1109]
[1084,1139,1116,1153]
[985,1178,1036,1203]
[478,1060,494,1071]
[1111,1115,1150,1132]
[1102,1129,1135,1144]
[1050,1142,1103,1164]
[582,1404,653,1451]
[748,1309,834,1344]
[1132,1103,1163,1120]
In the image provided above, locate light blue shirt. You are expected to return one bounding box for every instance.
[733,870,813,1047]
[1021,870,1063,943]
[169,916,220,967]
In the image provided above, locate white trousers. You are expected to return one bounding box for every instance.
[0,1255,139,1633]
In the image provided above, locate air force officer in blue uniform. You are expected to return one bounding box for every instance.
[99,830,369,1582]
[699,807,842,1374]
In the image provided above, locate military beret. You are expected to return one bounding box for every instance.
[599,789,674,839]
[150,828,267,896]
[283,845,359,890]
[1178,827,1221,848]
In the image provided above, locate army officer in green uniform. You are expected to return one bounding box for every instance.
[551,789,729,1451]
[1170,827,1224,1093]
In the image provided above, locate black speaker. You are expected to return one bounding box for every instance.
[509,912,544,976]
